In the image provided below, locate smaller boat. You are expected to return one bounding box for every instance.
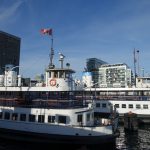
[0,98,119,146]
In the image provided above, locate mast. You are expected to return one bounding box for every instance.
[40,28,54,68]
[133,49,137,86]
[49,32,55,68]
[137,50,140,76]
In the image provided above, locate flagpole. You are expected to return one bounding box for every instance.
[40,28,54,68]
[49,30,54,68]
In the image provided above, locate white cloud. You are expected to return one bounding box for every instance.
[0,0,23,22]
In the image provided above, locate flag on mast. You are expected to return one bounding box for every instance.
[40,28,52,35]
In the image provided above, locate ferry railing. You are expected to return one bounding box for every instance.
[0,98,87,109]
[84,95,150,101]
[0,95,150,108]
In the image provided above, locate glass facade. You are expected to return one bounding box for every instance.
[0,31,21,74]
[86,58,107,85]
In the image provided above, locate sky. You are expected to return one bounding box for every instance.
[1,0,150,79]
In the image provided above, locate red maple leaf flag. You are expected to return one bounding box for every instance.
[40,28,52,35]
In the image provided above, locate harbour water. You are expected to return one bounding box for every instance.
[0,124,149,150]
[116,124,150,150]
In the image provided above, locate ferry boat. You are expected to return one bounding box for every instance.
[82,87,150,123]
[0,37,119,146]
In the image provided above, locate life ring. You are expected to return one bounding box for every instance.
[49,79,56,86]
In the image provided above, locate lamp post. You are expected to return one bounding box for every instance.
[10,66,20,71]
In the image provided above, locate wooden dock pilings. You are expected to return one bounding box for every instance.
[124,111,138,132]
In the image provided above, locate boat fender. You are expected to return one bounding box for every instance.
[50,79,56,86]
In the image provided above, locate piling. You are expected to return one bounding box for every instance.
[124,111,138,132]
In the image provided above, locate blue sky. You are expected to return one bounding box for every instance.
[1,0,150,79]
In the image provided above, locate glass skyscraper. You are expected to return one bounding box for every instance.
[0,31,21,74]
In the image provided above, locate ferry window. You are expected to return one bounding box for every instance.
[143,105,148,109]
[122,104,126,108]
[65,73,70,78]
[49,72,51,78]
[20,114,26,121]
[12,113,18,121]
[0,112,3,119]
[29,114,36,122]
[129,104,133,109]
[136,104,141,109]
[96,103,100,108]
[54,72,58,78]
[48,115,55,123]
[115,104,119,108]
[102,103,106,108]
[91,113,94,119]
[59,71,64,78]
[86,114,90,122]
[38,115,45,123]
[58,116,67,124]
[77,114,83,123]
[4,112,10,120]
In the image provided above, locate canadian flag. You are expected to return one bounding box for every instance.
[40,28,52,35]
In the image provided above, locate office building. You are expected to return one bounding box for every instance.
[0,31,21,74]
[86,58,107,85]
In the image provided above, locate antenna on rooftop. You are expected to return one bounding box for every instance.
[133,49,137,86]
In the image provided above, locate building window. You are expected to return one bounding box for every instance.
[114,104,119,108]
[29,114,36,122]
[122,104,126,108]
[12,113,18,121]
[20,114,26,121]
[136,104,141,109]
[129,104,133,109]
[48,115,55,123]
[58,116,66,124]
[38,115,45,123]
[143,105,148,109]
[4,112,10,120]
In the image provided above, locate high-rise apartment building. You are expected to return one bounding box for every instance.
[0,31,21,74]
[98,63,133,88]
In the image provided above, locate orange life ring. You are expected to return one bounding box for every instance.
[49,79,56,86]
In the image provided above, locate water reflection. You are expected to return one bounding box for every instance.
[116,124,150,150]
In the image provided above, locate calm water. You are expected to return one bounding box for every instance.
[0,125,149,150]
[116,124,150,150]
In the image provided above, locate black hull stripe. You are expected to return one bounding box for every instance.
[0,128,116,145]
